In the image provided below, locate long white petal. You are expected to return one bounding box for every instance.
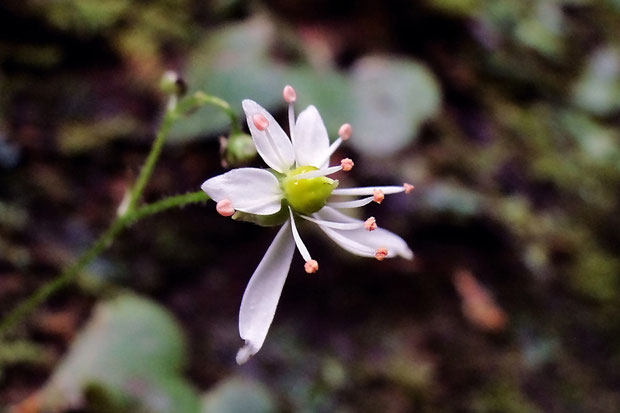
[316,207,414,259]
[242,99,295,173]
[318,225,377,257]
[331,186,406,196]
[237,220,296,364]
[201,168,283,215]
[293,105,330,168]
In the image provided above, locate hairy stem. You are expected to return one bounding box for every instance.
[0,89,235,337]
[125,92,237,213]
[0,191,209,337]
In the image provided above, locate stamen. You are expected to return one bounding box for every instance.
[331,186,407,196]
[283,85,297,143]
[304,259,319,274]
[375,247,388,261]
[252,114,269,131]
[216,199,235,216]
[403,183,415,194]
[288,104,296,143]
[320,138,341,167]
[364,217,377,231]
[283,85,297,103]
[373,189,385,204]
[340,158,354,171]
[291,165,342,180]
[338,123,352,140]
[262,123,288,171]
[299,214,367,230]
[288,207,312,262]
[327,196,374,209]
[320,125,351,167]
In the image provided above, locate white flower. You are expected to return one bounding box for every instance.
[201,85,414,365]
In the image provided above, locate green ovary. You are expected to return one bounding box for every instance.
[282,166,338,215]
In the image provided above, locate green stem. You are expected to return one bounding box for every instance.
[0,191,209,337]
[0,89,234,337]
[126,92,239,213]
[125,109,175,213]
[193,92,241,134]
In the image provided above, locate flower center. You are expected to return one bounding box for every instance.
[282,166,338,215]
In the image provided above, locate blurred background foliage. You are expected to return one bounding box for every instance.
[1,0,620,411]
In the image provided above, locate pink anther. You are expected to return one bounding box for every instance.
[373,189,385,204]
[403,183,415,194]
[375,247,388,261]
[338,123,352,140]
[216,199,235,217]
[252,114,269,131]
[304,259,319,274]
[340,158,354,171]
[283,85,297,103]
[364,217,377,231]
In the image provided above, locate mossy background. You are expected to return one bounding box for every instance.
[1,0,620,412]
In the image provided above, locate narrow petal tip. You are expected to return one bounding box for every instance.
[364,217,377,231]
[283,85,297,103]
[216,199,235,216]
[338,123,352,140]
[403,183,415,194]
[373,189,385,204]
[340,158,354,171]
[304,259,319,274]
[236,342,257,365]
[375,247,388,261]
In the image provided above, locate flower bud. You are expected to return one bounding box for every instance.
[159,70,187,97]
[222,133,258,167]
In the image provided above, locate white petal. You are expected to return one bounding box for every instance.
[315,207,414,259]
[318,225,376,258]
[293,105,330,168]
[201,168,283,215]
[237,220,295,364]
[242,99,295,173]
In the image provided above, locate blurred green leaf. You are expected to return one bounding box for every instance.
[39,293,201,413]
[420,183,482,216]
[350,55,441,157]
[573,47,620,116]
[514,1,564,59]
[426,0,481,17]
[569,252,620,303]
[171,16,284,142]
[42,0,130,33]
[560,111,620,164]
[284,66,354,135]
[58,115,141,155]
[202,377,276,413]
[472,381,542,413]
